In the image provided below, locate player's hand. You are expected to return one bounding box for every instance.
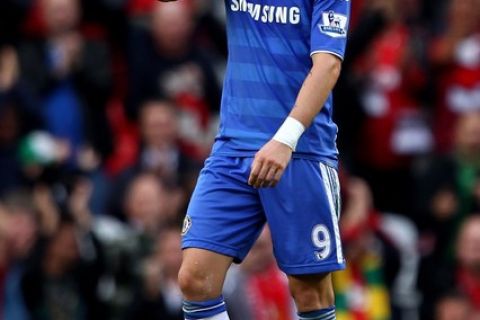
[248,140,292,188]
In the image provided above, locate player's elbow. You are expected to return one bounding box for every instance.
[330,57,342,80]
[312,53,342,81]
[323,56,342,81]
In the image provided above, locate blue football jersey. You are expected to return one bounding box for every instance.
[211,0,351,167]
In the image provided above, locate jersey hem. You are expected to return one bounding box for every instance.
[211,151,338,169]
[278,260,346,275]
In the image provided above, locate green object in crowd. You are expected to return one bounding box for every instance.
[18,131,57,166]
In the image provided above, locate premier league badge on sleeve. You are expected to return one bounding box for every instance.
[319,10,348,38]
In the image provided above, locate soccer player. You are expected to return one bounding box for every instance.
[158,0,350,319]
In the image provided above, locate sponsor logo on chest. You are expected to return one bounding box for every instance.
[230,0,301,25]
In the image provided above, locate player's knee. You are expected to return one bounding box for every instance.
[178,266,203,298]
[178,264,219,301]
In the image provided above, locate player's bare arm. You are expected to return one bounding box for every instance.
[248,53,342,189]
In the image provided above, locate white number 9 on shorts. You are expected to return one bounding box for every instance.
[311,224,331,261]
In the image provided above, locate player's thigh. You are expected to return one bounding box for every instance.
[179,248,233,300]
[259,160,345,275]
[182,156,265,263]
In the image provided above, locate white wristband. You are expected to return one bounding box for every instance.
[272,116,306,151]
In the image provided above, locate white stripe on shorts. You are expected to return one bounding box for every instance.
[319,163,344,264]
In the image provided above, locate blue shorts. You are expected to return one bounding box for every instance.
[181,156,346,275]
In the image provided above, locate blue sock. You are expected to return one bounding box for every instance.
[298,306,336,320]
[183,295,228,320]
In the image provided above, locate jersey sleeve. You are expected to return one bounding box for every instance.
[310,0,351,60]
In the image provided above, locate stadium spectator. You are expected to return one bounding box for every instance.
[430,0,480,153]
[18,0,113,161]
[435,291,474,320]
[335,0,425,168]
[0,191,37,320]
[127,227,183,320]
[0,45,43,195]
[20,192,106,320]
[224,226,295,320]
[125,100,199,188]
[109,100,199,219]
[0,46,20,102]
[416,111,480,264]
[21,217,103,319]
[352,0,431,217]
[335,176,392,320]
[123,173,178,235]
[126,1,221,159]
[335,174,420,319]
[454,216,480,314]
[421,215,480,319]
[416,111,480,317]
[118,171,185,284]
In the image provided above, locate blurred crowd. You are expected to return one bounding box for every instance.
[0,0,479,319]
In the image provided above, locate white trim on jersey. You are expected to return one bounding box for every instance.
[319,163,344,265]
[310,50,344,61]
